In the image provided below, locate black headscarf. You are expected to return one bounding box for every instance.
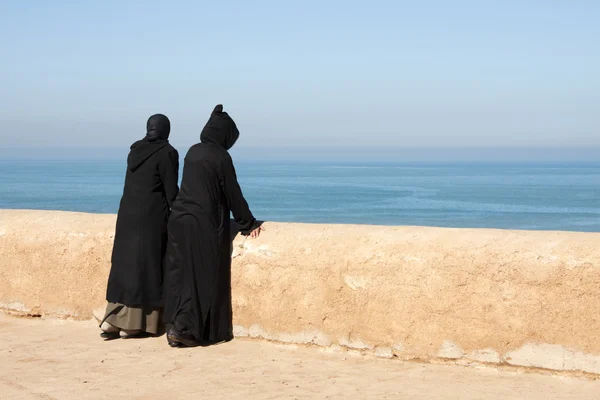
[128,114,171,172]
[146,114,171,142]
[200,105,240,150]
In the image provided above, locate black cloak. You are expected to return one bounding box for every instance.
[106,114,179,308]
[163,105,260,343]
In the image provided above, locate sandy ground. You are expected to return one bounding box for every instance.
[0,314,598,400]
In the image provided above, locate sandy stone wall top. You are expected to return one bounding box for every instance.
[1,209,599,374]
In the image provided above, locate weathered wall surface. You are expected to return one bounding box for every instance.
[1,209,599,374]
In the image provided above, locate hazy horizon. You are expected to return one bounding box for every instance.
[1,145,599,163]
[1,1,598,151]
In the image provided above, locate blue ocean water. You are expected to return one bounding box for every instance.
[1,160,600,232]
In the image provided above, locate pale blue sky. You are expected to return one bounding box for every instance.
[0,1,598,158]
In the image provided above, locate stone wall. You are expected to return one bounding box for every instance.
[1,210,599,374]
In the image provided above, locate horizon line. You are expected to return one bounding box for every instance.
[2,145,600,150]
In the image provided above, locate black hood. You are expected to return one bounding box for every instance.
[127,139,169,172]
[128,114,171,172]
[200,105,240,150]
[146,114,171,142]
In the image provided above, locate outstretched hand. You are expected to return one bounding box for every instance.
[250,225,265,239]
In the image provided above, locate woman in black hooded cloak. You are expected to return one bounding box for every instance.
[100,114,179,339]
[164,105,262,347]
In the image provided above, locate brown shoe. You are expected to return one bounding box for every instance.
[167,327,198,348]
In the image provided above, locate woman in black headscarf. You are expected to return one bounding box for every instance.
[100,114,179,340]
[164,105,262,347]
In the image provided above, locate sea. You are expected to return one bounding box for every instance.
[1,160,600,232]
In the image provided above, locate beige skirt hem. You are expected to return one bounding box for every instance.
[100,302,163,335]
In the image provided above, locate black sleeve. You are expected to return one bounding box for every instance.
[221,154,260,234]
[158,148,179,208]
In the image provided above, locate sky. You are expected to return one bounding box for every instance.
[0,1,598,160]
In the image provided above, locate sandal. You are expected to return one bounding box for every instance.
[100,331,120,340]
[100,321,120,340]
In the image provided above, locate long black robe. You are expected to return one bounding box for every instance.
[164,105,259,343]
[106,115,179,309]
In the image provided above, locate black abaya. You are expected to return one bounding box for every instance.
[164,105,259,343]
[105,114,179,309]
